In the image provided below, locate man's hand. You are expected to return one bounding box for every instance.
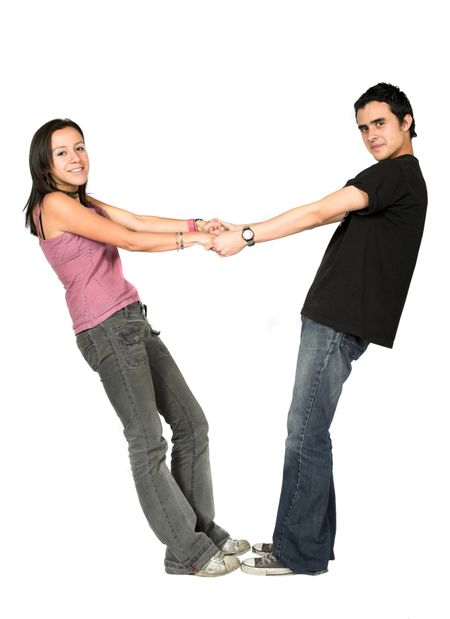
[210,230,247,257]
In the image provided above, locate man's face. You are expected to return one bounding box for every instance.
[356,101,413,161]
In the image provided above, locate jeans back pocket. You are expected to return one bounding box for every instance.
[76,330,100,371]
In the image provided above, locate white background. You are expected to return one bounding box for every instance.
[1,1,449,618]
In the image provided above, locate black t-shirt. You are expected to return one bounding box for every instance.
[301,155,427,347]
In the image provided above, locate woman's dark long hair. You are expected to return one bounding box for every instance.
[24,118,88,236]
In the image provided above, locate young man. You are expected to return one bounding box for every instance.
[210,83,427,575]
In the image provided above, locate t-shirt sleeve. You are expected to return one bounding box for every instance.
[345,160,407,215]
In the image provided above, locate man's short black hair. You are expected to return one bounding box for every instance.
[354,83,417,138]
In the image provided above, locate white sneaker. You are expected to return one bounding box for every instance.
[241,553,294,576]
[242,552,328,576]
[221,537,251,556]
[196,551,240,577]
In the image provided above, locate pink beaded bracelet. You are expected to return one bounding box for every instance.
[187,219,196,232]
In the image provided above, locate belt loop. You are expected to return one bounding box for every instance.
[139,302,147,318]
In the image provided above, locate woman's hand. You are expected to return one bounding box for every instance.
[210,230,246,257]
[200,219,242,234]
[195,232,217,249]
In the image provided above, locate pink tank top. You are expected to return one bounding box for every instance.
[36,202,140,334]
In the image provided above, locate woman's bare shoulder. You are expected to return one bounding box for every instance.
[42,191,76,209]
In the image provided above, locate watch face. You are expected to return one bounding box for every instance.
[242,228,254,241]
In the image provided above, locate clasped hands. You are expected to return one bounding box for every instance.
[200,218,247,257]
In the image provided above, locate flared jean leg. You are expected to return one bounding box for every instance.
[142,324,229,572]
[272,317,368,574]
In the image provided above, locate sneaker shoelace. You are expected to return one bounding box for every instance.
[258,553,279,566]
[224,538,239,552]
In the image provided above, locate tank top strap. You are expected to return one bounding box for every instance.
[35,204,46,240]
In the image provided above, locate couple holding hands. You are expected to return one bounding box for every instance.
[25,82,426,577]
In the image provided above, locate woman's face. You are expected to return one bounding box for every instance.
[49,127,89,192]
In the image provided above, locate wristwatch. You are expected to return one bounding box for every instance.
[242,226,255,247]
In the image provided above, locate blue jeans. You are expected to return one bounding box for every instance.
[272,316,369,574]
[76,302,229,574]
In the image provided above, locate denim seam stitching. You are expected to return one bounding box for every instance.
[148,340,221,570]
[275,329,338,560]
[150,362,198,509]
[141,325,218,569]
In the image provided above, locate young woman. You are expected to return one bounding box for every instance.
[24,118,249,576]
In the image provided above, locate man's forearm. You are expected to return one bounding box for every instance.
[249,201,332,243]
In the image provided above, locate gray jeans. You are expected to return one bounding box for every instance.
[76,302,228,573]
